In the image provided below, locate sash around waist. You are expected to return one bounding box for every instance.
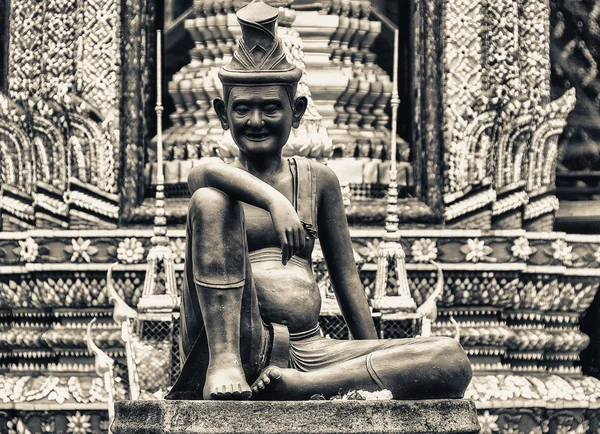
[289,323,323,341]
[249,247,312,273]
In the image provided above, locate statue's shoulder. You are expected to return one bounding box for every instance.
[288,157,339,191]
[313,161,341,191]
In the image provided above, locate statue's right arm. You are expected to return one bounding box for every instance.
[188,161,281,210]
[187,162,305,264]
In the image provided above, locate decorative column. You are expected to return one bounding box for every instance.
[132,31,179,398]
[372,29,416,315]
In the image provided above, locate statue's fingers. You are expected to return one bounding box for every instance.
[286,229,294,262]
[299,227,306,252]
[292,228,301,256]
[279,228,291,265]
[281,240,288,265]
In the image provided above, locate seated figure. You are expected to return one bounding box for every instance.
[166,0,472,401]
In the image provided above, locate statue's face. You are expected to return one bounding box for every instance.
[224,85,295,155]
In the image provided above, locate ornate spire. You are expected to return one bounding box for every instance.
[372,29,416,314]
[138,29,178,314]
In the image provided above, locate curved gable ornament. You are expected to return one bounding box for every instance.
[31,103,68,191]
[64,93,117,195]
[528,88,577,192]
[0,94,33,193]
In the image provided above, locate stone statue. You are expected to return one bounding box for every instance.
[165,0,472,401]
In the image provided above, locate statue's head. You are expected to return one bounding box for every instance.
[214,0,307,156]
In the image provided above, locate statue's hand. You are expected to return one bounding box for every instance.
[269,197,306,265]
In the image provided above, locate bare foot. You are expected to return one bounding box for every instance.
[251,366,305,400]
[203,365,252,400]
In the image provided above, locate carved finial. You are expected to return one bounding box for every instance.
[372,29,416,315]
[86,318,115,377]
[416,261,444,320]
[384,29,401,241]
[153,29,169,247]
[137,29,179,315]
[107,263,138,325]
[86,318,116,431]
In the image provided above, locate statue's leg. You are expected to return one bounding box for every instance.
[185,187,263,400]
[253,337,471,400]
[363,337,472,399]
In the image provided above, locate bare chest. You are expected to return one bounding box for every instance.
[242,183,314,259]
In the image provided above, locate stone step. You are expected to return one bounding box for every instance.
[112,399,480,434]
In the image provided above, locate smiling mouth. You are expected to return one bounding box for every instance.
[244,131,270,141]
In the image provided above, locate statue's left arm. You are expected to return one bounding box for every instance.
[316,164,378,340]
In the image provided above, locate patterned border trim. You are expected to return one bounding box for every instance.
[1,229,599,269]
[119,0,155,220]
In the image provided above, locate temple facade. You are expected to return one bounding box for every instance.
[0,0,599,433]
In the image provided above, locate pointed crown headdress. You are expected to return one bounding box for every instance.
[218,0,302,87]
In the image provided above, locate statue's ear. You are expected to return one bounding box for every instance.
[292,96,308,129]
[213,98,229,130]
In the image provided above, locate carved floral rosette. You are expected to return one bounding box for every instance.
[0,228,598,434]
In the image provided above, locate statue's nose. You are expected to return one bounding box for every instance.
[248,109,264,127]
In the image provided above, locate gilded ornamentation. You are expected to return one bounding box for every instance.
[511,237,536,261]
[66,412,92,434]
[411,238,438,263]
[14,237,39,263]
[2,0,121,231]
[117,238,146,264]
[441,0,574,227]
[527,89,577,194]
[354,239,382,264]
[7,0,45,101]
[466,373,600,404]
[550,240,576,266]
[442,0,486,196]
[47,384,70,404]
[66,238,98,263]
[7,418,32,434]
[461,238,496,263]
[519,0,550,100]
[478,411,500,434]
[169,238,186,264]
[0,94,33,193]
[40,421,55,433]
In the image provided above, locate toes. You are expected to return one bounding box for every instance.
[210,384,252,400]
[267,367,282,380]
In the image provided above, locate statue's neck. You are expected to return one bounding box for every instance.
[237,152,286,180]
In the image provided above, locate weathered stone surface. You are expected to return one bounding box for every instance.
[112,399,480,434]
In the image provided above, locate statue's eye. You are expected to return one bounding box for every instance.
[234,105,250,115]
[263,105,279,115]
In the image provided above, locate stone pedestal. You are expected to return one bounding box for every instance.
[112,399,480,434]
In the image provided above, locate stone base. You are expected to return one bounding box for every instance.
[112,399,480,434]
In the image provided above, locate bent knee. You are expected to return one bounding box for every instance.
[189,187,236,217]
[432,337,472,394]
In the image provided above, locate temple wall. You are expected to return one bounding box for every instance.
[441,0,575,232]
[0,0,599,433]
[0,0,147,231]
